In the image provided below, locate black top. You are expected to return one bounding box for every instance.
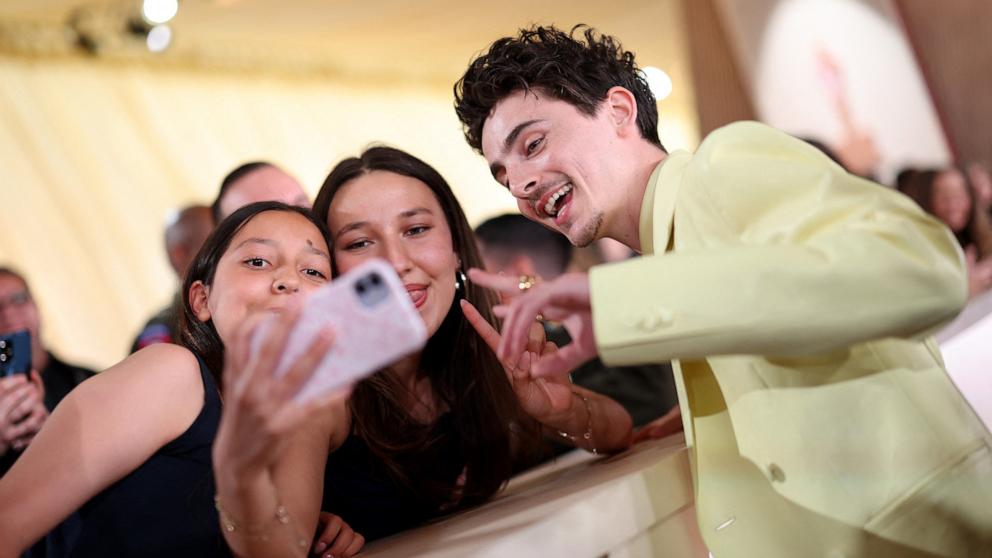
[322,414,465,542]
[68,357,230,558]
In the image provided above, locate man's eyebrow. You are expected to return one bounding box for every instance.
[503,119,542,152]
[488,119,543,184]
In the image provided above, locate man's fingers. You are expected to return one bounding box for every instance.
[460,299,501,354]
[496,282,553,362]
[530,344,589,378]
[496,289,545,364]
[466,268,523,295]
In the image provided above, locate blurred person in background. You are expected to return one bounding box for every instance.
[475,213,679,430]
[130,205,214,353]
[0,267,94,476]
[211,162,310,224]
[0,267,95,558]
[897,166,992,296]
[966,162,992,214]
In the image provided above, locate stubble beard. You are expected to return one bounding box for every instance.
[569,210,604,248]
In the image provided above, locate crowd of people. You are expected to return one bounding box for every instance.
[0,23,989,558]
[895,163,992,296]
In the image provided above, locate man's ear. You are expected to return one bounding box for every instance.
[604,86,639,136]
[189,280,212,322]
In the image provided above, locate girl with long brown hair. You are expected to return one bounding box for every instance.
[214,147,633,558]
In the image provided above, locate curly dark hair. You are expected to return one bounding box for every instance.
[454,24,663,153]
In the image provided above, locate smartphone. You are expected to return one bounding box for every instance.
[0,330,32,378]
[252,258,428,402]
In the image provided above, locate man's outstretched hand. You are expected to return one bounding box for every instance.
[468,269,599,378]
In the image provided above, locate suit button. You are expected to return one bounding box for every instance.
[636,308,674,331]
[767,463,786,483]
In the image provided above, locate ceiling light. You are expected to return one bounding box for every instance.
[642,66,673,101]
[142,0,178,25]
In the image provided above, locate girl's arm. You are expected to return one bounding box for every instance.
[536,383,633,453]
[212,310,351,558]
[0,344,205,556]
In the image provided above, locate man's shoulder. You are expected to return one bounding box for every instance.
[683,121,835,193]
[695,121,801,159]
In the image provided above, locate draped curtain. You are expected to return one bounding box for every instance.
[0,56,518,368]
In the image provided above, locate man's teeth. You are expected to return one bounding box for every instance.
[543,184,573,216]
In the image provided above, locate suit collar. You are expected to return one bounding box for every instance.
[639,150,690,256]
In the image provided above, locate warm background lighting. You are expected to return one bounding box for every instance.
[142,0,178,25]
[643,66,674,101]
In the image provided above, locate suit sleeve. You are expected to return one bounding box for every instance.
[590,122,967,365]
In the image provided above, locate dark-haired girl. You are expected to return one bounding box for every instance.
[0,202,345,557]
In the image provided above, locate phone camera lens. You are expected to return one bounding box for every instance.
[370,273,382,285]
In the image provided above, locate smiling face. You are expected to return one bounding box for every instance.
[481,89,632,247]
[189,210,331,344]
[327,171,458,337]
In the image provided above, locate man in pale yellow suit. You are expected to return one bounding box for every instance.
[455,25,992,557]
